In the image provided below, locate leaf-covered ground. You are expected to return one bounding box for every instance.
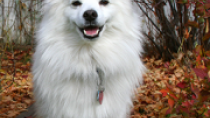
[0,49,34,118]
[1,48,210,118]
[131,51,210,118]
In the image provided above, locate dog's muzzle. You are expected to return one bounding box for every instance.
[79,10,104,39]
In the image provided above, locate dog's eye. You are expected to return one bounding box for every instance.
[72,1,82,6]
[99,0,109,6]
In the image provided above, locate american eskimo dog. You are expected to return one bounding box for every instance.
[32,0,145,118]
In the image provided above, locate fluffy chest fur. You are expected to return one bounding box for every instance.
[33,37,144,118]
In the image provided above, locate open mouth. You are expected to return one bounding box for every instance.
[80,26,104,39]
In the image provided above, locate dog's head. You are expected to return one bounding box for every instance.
[65,0,115,40]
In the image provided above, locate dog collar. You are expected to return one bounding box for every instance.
[96,68,105,104]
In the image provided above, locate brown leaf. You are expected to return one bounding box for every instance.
[204,3,210,9]
[203,32,210,41]
[7,111,19,117]
[21,3,27,10]
[185,21,199,28]
[184,29,190,39]
[19,25,22,31]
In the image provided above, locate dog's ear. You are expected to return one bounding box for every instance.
[132,1,142,15]
[42,0,53,13]
[42,0,61,13]
[42,0,67,15]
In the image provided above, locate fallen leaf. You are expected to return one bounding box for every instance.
[177,81,187,89]
[168,98,174,107]
[193,68,208,79]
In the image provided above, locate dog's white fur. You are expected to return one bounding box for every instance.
[32,0,145,118]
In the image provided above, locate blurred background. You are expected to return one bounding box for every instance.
[0,0,209,59]
[0,0,42,45]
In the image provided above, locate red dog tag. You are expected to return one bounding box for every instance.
[97,91,104,104]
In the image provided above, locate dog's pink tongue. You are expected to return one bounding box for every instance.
[84,27,99,36]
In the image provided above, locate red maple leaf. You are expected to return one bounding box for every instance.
[164,62,170,68]
[182,101,190,107]
[181,107,189,113]
[193,68,208,79]
[160,88,170,97]
[191,84,200,99]
[166,108,172,115]
[177,81,187,89]
[169,93,178,100]
[168,98,175,107]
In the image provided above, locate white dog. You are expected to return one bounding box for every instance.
[32,0,145,118]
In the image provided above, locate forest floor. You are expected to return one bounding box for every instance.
[0,48,210,118]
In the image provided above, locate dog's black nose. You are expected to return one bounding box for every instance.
[83,10,98,21]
